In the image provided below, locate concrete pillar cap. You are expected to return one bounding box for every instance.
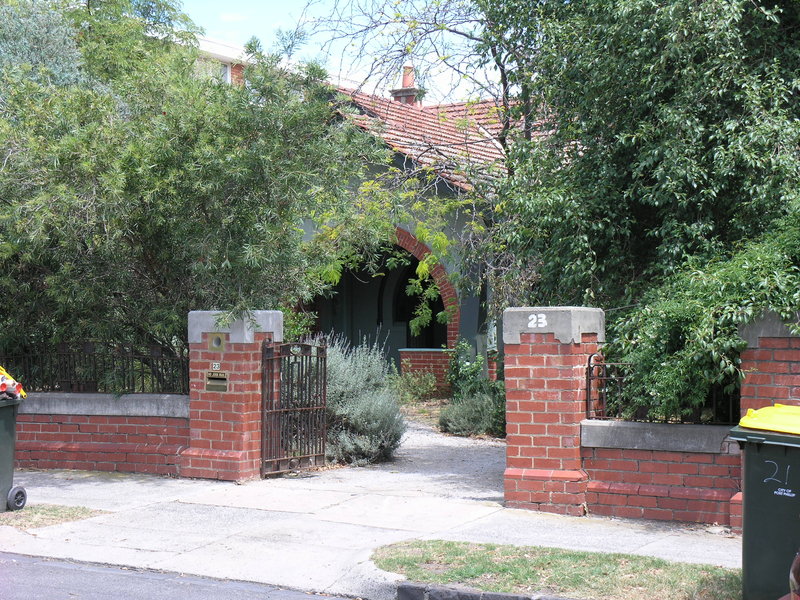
[188,311,283,344]
[503,307,605,345]
[739,310,800,348]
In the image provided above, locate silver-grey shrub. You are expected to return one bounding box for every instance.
[0,1,83,86]
[323,334,405,465]
[439,392,505,438]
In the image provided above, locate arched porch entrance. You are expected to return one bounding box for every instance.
[313,228,462,374]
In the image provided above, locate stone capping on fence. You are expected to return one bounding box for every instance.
[188,310,283,344]
[739,310,800,349]
[397,348,448,352]
[581,420,735,454]
[502,306,605,345]
[20,393,189,418]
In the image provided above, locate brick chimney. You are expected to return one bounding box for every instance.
[390,65,421,106]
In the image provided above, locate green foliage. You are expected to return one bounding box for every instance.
[63,0,197,83]
[0,0,83,86]
[280,307,317,343]
[492,0,800,308]
[324,334,406,465]
[439,391,505,438]
[472,0,800,413]
[606,213,800,420]
[445,339,491,400]
[0,0,395,356]
[440,340,505,437]
[392,366,438,404]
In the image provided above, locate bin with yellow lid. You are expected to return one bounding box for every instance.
[0,365,26,513]
[730,404,800,600]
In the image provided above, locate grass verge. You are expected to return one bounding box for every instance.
[372,540,740,600]
[0,504,105,530]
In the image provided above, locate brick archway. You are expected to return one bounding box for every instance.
[394,227,460,348]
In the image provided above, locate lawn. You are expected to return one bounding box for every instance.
[0,504,105,530]
[373,540,741,600]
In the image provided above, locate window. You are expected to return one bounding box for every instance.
[219,62,231,83]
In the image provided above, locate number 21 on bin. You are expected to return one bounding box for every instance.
[764,461,790,485]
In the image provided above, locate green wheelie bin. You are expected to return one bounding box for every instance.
[730,404,800,600]
[0,366,26,512]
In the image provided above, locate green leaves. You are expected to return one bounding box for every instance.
[607,213,800,420]
[493,0,800,308]
[0,0,393,355]
[0,1,83,87]
[473,0,800,415]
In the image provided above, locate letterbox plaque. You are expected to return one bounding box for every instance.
[206,371,228,392]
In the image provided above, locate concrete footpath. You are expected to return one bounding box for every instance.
[0,422,741,600]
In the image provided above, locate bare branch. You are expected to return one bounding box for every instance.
[307,0,493,101]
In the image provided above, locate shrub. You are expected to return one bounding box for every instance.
[606,213,800,422]
[446,339,487,400]
[393,365,438,404]
[281,305,316,342]
[439,339,505,437]
[327,387,407,465]
[323,334,405,465]
[439,392,505,438]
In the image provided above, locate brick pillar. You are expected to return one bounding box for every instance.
[487,350,500,382]
[739,311,800,413]
[502,307,604,516]
[179,310,283,481]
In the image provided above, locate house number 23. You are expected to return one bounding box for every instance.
[528,313,548,328]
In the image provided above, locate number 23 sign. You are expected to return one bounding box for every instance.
[528,313,548,329]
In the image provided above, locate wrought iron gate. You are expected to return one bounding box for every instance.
[261,342,327,476]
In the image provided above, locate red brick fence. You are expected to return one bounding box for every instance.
[502,307,800,528]
[17,393,190,475]
[16,311,282,481]
[14,305,799,530]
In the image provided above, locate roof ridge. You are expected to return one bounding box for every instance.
[335,86,508,191]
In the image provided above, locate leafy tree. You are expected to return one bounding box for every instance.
[0,0,83,86]
[496,0,800,307]
[61,0,197,82]
[607,213,800,421]
[0,0,393,356]
[490,0,800,416]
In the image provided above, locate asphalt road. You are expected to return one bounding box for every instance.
[0,552,344,600]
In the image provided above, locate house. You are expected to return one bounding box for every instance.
[315,70,508,381]
[198,41,509,383]
[196,37,247,84]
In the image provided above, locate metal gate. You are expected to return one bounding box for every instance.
[261,342,327,476]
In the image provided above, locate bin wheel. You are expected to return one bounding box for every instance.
[7,486,26,511]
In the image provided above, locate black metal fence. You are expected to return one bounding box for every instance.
[0,343,189,395]
[262,342,327,476]
[585,352,739,425]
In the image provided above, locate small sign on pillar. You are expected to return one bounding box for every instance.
[205,371,228,392]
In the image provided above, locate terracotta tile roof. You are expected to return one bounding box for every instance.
[424,99,509,140]
[337,88,508,191]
